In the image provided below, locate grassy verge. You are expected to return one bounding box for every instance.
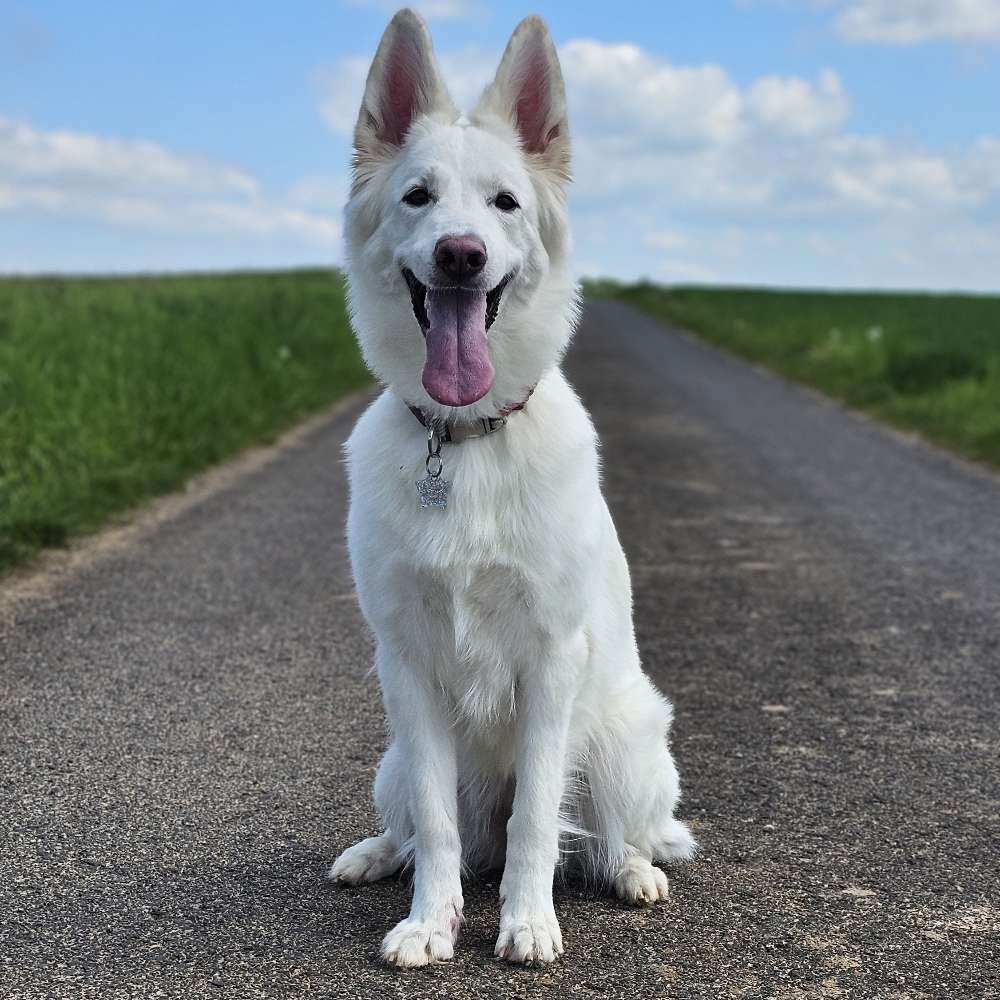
[596,281,1000,470]
[0,270,369,574]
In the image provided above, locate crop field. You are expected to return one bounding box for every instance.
[600,281,1000,471]
[0,270,368,574]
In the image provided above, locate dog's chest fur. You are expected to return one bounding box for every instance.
[346,376,602,725]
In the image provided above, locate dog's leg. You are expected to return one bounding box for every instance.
[378,653,463,968]
[495,637,582,964]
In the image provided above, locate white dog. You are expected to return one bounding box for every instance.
[330,8,695,968]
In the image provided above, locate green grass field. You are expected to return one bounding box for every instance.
[0,270,369,574]
[4,272,998,576]
[598,281,1000,470]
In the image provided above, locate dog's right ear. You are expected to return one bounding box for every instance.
[353,9,456,176]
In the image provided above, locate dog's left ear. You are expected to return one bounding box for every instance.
[473,16,571,183]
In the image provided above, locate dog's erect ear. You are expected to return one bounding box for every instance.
[354,9,456,169]
[473,16,570,182]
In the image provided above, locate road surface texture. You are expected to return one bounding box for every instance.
[3,300,998,1000]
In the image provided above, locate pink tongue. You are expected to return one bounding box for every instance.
[421,288,495,406]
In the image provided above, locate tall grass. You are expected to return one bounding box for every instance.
[0,270,369,574]
[602,282,1000,470]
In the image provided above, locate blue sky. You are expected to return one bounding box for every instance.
[3,0,1000,288]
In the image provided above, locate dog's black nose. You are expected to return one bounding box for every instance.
[435,236,487,283]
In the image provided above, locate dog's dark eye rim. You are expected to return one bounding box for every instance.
[494,192,519,212]
[402,186,431,207]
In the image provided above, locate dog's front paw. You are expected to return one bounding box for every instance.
[381,917,454,967]
[494,907,564,964]
[613,854,670,906]
[381,900,462,968]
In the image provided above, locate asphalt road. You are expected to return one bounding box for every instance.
[3,299,999,999]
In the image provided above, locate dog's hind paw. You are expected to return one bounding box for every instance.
[613,854,670,906]
[329,834,401,886]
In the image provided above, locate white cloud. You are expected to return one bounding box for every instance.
[835,0,1000,44]
[559,42,849,167]
[746,69,849,136]
[0,116,257,197]
[560,41,745,148]
[538,42,980,220]
[823,136,967,211]
[562,43,848,150]
[0,116,340,251]
[750,0,1000,45]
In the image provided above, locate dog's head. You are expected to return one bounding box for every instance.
[344,9,579,418]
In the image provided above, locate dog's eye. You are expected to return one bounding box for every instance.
[494,192,519,212]
[403,187,431,208]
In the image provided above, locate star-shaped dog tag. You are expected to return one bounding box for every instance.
[416,473,451,510]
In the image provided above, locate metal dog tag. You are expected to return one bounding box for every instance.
[416,471,451,509]
[417,423,451,510]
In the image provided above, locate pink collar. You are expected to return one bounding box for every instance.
[407,388,534,443]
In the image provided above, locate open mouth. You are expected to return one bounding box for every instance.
[403,269,510,333]
[402,269,511,407]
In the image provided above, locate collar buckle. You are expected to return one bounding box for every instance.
[481,415,507,435]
